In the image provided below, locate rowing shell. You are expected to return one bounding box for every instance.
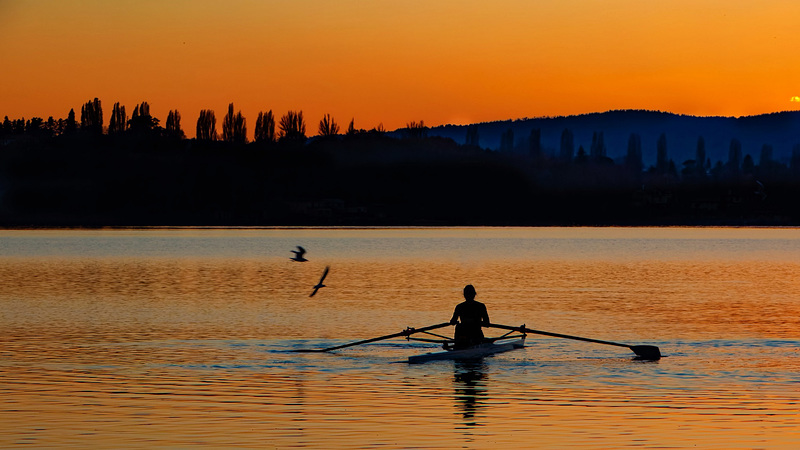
[292,321,660,360]
[407,336,526,364]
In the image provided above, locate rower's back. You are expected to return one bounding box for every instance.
[450,284,490,348]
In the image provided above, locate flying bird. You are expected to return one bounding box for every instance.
[309,266,330,297]
[290,246,308,262]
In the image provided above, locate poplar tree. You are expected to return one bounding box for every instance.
[278,110,306,142]
[590,131,606,161]
[318,114,340,137]
[404,120,426,140]
[626,133,642,172]
[695,136,706,177]
[128,101,159,133]
[165,110,184,138]
[254,110,276,143]
[196,109,217,141]
[222,103,247,144]
[80,97,103,134]
[108,102,127,134]
[346,118,357,136]
[64,108,77,135]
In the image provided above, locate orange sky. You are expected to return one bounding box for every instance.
[2,0,800,138]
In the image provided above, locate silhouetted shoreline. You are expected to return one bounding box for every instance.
[3,107,800,227]
[1,133,797,228]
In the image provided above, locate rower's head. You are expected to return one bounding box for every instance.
[463,284,476,301]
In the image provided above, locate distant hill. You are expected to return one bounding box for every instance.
[421,110,800,167]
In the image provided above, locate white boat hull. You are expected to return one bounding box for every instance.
[407,337,525,364]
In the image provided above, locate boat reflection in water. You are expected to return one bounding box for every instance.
[453,360,489,427]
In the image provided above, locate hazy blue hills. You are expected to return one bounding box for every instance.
[424,110,800,167]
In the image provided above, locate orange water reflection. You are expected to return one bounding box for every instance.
[5,256,800,343]
[3,228,800,447]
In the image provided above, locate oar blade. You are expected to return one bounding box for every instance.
[487,323,663,360]
[630,345,661,360]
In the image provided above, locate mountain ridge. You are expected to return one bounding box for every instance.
[421,109,800,166]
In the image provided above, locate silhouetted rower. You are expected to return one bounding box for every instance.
[450,284,490,349]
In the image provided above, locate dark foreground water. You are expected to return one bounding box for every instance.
[2,227,800,448]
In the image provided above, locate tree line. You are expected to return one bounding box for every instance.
[6,97,799,183]
[3,97,800,226]
[5,97,800,185]
[1,98,389,144]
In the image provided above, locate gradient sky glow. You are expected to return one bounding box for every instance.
[2,0,800,137]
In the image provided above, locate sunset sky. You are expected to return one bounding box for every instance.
[2,0,799,137]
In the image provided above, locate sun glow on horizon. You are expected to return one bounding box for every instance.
[2,1,800,137]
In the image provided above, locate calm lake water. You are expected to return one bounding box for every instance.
[2,227,800,448]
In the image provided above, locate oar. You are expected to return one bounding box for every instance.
[292,322,452,353]
[486,323,661,360]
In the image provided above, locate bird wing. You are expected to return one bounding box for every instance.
[297,246,306,256]
[318,266,330,283]
[308,266,329,296]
